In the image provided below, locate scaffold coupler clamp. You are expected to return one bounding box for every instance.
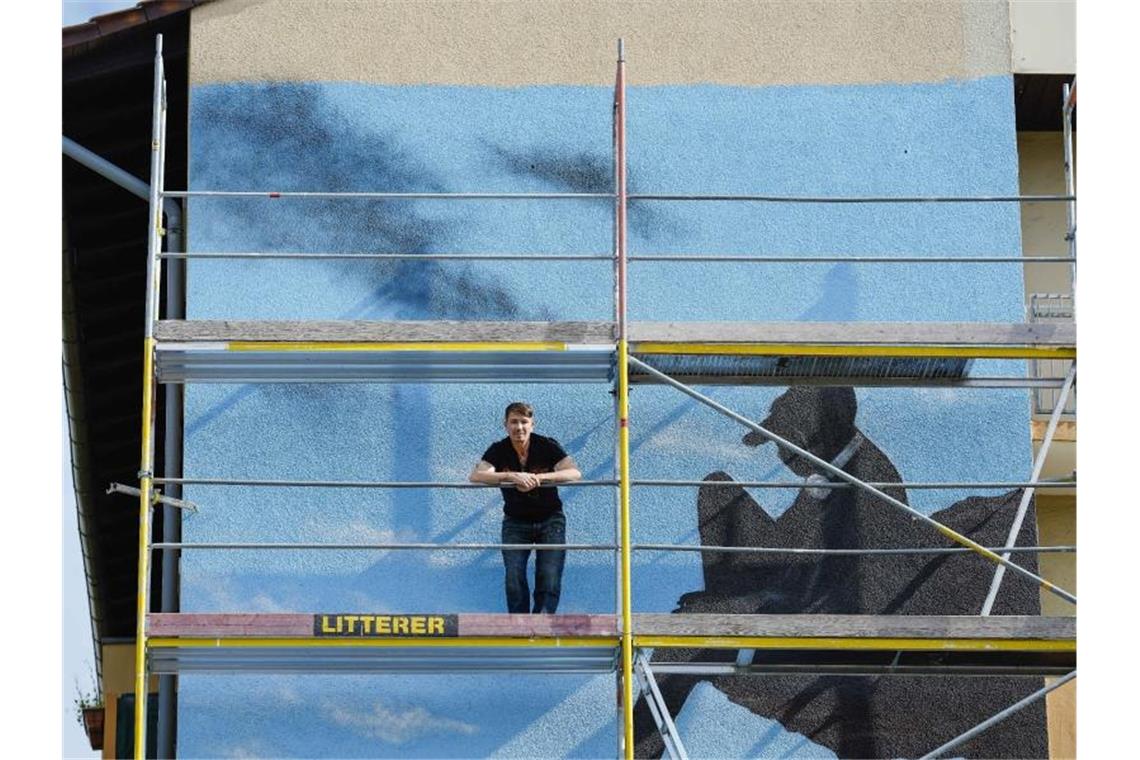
[107,482,199,514]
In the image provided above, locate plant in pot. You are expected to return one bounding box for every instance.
[74,669,105,751]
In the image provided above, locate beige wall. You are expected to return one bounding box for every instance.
[1033,436,1075,489]
[102,643,147,694]
[191,0,1010,86]
[1009,0,1076,74]
[1036,494,1076,617]
[1035,492,1076,759]
[1046,677,1076,759]
[100,643,158,759]
[1018,132,1075,300]
[1019,128,1076,590]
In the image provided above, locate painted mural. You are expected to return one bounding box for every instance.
[180,77,1045,758]
[632,385,1044,758]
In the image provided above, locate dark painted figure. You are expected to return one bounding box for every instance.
[633,387,1049,759]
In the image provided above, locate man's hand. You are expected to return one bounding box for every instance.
[469,461,543,491]
[506,472,541,492]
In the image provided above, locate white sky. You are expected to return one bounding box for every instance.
[63,398,99,759]
[63,0,139,27]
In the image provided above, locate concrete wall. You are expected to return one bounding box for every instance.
[191,0,1010,86]
[1018,132,1074,300]
[100,643,157,759]
[1038,493,1077,758]
[178,2,1052,757]
[1009,0,1076,74]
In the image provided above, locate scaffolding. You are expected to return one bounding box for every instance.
[129,36,1076,760]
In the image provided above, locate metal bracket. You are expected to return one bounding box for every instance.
[107,482,198,514]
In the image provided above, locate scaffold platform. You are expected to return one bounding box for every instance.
[153,319,1075,385]
[146,613,1074,675]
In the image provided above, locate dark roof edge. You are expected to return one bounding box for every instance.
[63,0,211,51]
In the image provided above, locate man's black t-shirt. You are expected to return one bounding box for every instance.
[481,433,569,521]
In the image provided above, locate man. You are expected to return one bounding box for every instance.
[469,402,582,613]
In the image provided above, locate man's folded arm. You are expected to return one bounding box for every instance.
[540,456,582,484]
[469,460,502,484]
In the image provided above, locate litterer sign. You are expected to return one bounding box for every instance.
[313,614,458,637]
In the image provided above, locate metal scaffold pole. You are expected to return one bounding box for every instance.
[1062,80,1077,317]
[613,37,635,760]
[134,32,166,760]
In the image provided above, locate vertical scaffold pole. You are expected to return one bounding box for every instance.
[1061,80,1076,318]
[613,37,635,760]
[610,40,624,760]
[134,32,166,760]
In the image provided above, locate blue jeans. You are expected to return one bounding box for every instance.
[501,513,566,613]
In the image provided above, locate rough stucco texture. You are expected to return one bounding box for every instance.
[177,77,1043,757]
[189,0,1010,86]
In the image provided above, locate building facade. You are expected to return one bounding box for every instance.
[64,1,1076,757]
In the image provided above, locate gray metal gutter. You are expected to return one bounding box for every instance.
[63,215,106,689]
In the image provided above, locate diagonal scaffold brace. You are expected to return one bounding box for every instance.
[634,651,690,760]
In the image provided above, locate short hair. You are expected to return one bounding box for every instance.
[504,401,534,421]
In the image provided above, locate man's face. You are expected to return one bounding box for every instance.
[504,412,535,446]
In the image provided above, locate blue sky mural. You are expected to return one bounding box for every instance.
[180,77,1041,757]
